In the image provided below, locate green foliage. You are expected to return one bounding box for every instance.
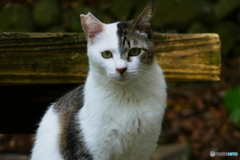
[223,86,240,128]
[110,0,132,20]
[62,6,94,32]
[187,22,208,33]
[154,0,214,30]
[33,0,61,28]
[214,0,240,20]
[0,3,33,32]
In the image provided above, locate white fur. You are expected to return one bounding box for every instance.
[31,22,166,160]
[80,22,167,160]
[31,106,63,160]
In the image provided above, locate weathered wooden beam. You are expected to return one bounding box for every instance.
[154,33,221,81]
[0,32,221,84]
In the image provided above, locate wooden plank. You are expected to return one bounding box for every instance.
[154,33,220,81]
[0,32,221,84]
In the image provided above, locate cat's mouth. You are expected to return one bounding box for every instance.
[118,75,128,82]
[108,72,135,84]
[114,74,133,84]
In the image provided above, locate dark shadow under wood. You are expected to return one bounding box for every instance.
[0,84,80,134]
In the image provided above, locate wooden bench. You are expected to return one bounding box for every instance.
[0,32,221,134]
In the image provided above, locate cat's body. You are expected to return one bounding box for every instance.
[31,2,167,160]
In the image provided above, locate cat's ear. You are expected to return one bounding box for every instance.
[130,2,154,38]
[80,12,104,43]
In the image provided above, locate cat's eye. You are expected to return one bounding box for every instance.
[128,48,141,57]
[101,51,113,59]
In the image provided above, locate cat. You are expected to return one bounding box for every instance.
[31,2,166,160]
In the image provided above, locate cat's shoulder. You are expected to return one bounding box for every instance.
[53,84,85,114]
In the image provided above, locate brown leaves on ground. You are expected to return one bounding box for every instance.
[161,82,240,160]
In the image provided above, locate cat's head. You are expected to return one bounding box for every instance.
[80,2,155,84]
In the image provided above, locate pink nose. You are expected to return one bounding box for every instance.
[116,67,127,75]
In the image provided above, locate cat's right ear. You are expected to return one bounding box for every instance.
[80,13,104,43]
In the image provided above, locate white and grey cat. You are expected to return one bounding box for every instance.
[31,2,166,160]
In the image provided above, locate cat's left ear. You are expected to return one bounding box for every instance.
[80,12,104,43]
[130,2,154,38]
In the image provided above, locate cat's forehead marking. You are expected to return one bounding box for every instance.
[116,21,130,52]
[116,21,154,64]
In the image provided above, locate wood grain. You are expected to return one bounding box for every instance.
[0,32,221,84]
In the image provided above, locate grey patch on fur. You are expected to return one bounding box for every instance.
[116,2,155,65]
[117,21,154,64]
[54,85,93,160]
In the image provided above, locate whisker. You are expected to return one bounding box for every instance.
[138,69,159,84]
[98,75,111,86]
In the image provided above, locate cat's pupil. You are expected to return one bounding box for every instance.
[128,48,141,57]
[102,51,112,59]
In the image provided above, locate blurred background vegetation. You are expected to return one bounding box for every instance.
[0,0,240,160]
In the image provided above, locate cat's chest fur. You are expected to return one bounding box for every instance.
[79,71,165,160]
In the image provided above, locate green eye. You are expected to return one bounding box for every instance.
[128,48,141,56]
[101,51,113,59]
